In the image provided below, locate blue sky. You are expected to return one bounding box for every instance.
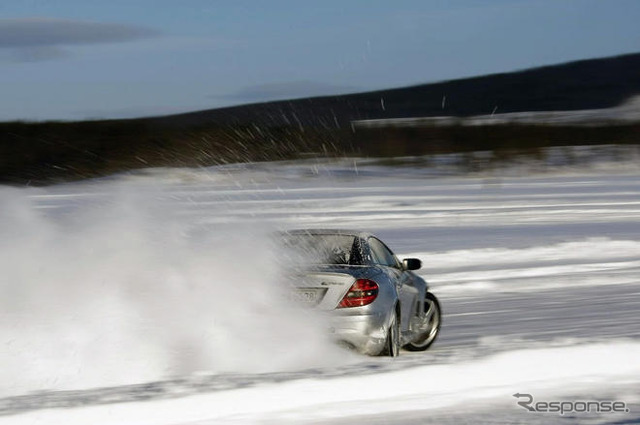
[1,0,639,121]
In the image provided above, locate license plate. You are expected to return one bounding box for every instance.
[292,289,323,306]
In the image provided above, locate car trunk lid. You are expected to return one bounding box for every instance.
[289,267,360,310]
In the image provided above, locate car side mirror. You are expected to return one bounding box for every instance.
[403,258,422,271]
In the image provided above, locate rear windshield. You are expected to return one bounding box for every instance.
[280,234,364,265]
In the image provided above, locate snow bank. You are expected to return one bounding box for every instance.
[6,340,640,424]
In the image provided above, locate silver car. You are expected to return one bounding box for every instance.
[279,229,441,356]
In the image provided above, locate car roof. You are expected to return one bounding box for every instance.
[283,228,375,239]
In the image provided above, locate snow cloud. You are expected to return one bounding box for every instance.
[0,182,348,396]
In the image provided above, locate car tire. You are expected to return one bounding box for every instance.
[404,292,441,351]
[380,310,400,357]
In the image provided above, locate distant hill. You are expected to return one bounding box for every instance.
[146,52,640,129]
[2,52,640,185]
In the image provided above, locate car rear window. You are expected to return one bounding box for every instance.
[280,234,363,265]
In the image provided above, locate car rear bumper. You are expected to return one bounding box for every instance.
[329,310,389,355]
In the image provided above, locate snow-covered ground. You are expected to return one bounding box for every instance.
[353,94,640,127]
[1,153,639,424]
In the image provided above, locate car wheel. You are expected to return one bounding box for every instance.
[380,310,400,357]
[404,292,441,351]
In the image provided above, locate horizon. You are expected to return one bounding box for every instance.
[2,0,640,121]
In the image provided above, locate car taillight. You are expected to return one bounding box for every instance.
[338,279,379,308]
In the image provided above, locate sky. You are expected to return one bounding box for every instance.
[1,0,639,121]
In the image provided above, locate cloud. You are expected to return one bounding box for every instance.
[6,46,70,62]
[216,81,361,102]
[0,17,161,62]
